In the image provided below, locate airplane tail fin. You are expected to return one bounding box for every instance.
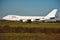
[45,9,58,18]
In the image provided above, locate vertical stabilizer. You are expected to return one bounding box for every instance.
[45,9,57,18]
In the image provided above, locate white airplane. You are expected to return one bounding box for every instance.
[2,9,58,22]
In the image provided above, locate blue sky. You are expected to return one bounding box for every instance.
[0,0,60,19]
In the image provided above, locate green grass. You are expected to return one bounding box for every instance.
[0,21,60,28]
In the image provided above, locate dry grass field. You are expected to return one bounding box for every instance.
[0,33,60,40]
[0,20,60,40]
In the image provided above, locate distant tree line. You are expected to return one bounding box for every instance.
[44,20,60,23]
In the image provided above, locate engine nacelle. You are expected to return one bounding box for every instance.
[31,19,35,22]
[22,20,27,22]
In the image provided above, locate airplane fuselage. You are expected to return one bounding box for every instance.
[2,9,58,22]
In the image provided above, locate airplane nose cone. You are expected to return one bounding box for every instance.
[2,17,6,19]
